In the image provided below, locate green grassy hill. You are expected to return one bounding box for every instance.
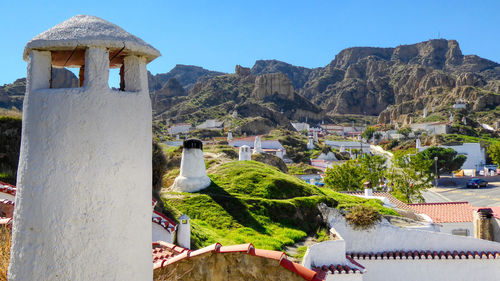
[161,160,397,250]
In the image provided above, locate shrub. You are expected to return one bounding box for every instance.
[345,205,381,230]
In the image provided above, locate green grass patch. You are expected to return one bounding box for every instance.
[161,160,399,251]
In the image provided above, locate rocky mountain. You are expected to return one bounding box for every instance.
[148,64,224,92]
[158,65,325,133]
[0,68,77,110]
[3,39,499,130]
[247,40,500,125]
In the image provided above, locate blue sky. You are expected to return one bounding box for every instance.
[1,0,499,86]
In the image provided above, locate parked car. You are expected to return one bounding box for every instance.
[466,178,488,188]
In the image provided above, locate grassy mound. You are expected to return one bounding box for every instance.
[209,161,320,199]
[162,160,398,251]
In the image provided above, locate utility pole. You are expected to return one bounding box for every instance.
[434,156,438,187]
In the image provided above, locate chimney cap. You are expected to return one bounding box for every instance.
[477,208,493,218]
[183,139,203,150]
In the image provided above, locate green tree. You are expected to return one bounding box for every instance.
[388,152,434,203]
[397,127,412,139]
[362,126,376,141]
[357,154,386,189]
[417,146,467,177]
[152,141,167,203]
[324,160,364,191]
[488,142,500,166]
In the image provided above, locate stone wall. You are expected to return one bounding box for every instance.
[154,252,305,281]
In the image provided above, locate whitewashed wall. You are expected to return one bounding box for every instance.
[319,204,500,253]
[152,223,174,243]
[358,258,500,281]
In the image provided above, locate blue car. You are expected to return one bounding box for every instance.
[466,178,488,188]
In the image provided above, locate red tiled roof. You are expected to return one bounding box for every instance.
[0,199,14,206]
[152,242,321,281]
[311,255,365,279]
[344,191,412,211]
[348,250,500,260]
[152,210,176,233]
[408,202,473,223]
[0,181,16,196]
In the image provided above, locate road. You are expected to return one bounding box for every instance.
[422,175,500,207]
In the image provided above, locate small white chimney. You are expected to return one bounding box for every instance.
[307,137,315,150]
[239,145,252,161]
[416,138,421,150]
[172,139,211,192]
[227,130,233,141]
[364,181,373,196]
[313,131,319,143]
[177,214,191,249]
[253,136,263,154]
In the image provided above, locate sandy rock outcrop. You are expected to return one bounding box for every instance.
[252,73,295,100]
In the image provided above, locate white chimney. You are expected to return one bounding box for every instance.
[253,136,263,154]
[364,188,373,197]
[10,15,159,281]
[364,181,373,196]
[307,136,315,150]
[416,138,421,151]
[177,214,191,249]
[227,130,233,141]
[313,131,319,143]
[172,139,211,192]
[239,145,252,161]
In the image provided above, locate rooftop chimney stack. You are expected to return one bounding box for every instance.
[253,136,263,154]
[364,181,373,196]
[474,208,494,241]
[239,145,252,161]
[172,139,211,192]
[307,136,315,150]
[9,15,159,281]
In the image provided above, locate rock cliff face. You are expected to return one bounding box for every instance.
[252,73,295,100]
[291,39,500,123]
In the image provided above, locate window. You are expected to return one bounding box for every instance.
[50,48,86,88]
[452,228,469,236]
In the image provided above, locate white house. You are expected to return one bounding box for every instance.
[168,123,192,134]
[410,122,449,135]
[230,136,286,158]
[308,203,500,281]
[409,202,474,236]
[418,143,486,170]
[196,119,224,130]
[325,141,371,154]
[292,122,310,132]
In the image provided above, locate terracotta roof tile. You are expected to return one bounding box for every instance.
[0,181,16,196]
[348,250,500,260]
[152,210,176,233]
[408,202,473,223]
[152,242,319,280]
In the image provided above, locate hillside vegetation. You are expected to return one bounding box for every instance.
[161,160,398,250]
